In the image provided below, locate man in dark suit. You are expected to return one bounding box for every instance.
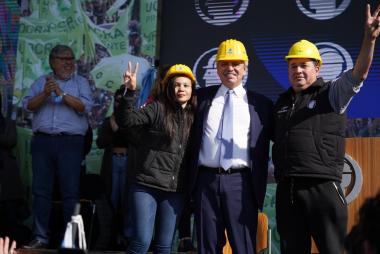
[187,39,273,254]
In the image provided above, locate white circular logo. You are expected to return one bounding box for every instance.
[194,0,250,26]
[296,0,351,20]
[316,42,353,81]
[341,154,363,204]
[193,48,248,88]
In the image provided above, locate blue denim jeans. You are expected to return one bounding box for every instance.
[31,135,84,244]
[126,184,184,254]
[111,154,128,210]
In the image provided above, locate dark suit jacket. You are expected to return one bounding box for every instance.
[187,85,274,210]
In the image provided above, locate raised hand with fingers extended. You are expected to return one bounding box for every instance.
[365,3,380,41]
[123,61,139,91]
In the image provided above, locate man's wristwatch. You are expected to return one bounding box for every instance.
[62,92,67,97]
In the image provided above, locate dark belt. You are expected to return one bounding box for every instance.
[34,131,82,137]
[199,165,249,175]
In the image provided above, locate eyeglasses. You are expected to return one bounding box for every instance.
[54,56,75,61]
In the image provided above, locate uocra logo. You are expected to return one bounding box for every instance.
[194,0,250,26]
[341,154,362,204]
[316,42,353,81]
[193,48,248,88]
[296,0,351,20]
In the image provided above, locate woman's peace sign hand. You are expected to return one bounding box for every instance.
[123,61,139,91]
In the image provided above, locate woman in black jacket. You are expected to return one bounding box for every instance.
[117,63,196,254]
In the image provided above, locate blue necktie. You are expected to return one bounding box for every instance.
[219,89,234,170]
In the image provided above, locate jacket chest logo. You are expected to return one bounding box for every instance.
[308,100,317,109]
[277,106,289,114]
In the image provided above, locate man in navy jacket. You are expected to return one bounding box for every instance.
[187,39,273,254]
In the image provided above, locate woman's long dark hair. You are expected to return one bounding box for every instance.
[158,75,197,141]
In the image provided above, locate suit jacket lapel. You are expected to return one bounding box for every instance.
[247,91,263,148]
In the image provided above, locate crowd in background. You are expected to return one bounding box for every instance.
[346,117,380,137]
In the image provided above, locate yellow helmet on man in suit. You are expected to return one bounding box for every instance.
[216,39,249,62]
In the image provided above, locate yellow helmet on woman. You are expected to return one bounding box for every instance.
[162,64,196,84]
[216,39,249,62]
[285,39,322,65]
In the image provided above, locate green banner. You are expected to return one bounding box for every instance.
[15,126,33,187]
[140,0,157,57]
[15,0,139,95]
[85,129,103,175]
[90,52,151,92]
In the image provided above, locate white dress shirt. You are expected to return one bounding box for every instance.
[199,84,251,169]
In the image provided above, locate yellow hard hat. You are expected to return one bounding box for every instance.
[162,64,196,84]
[285,39,322,65]
[216,39,249,62]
